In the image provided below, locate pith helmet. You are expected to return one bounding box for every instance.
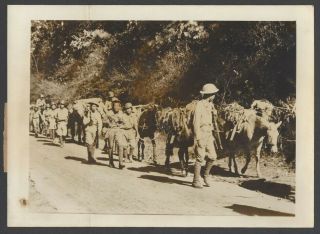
[108,91,115,98]
[51,102,56,107]
[200,83,219,94]
[46,104,50,108]
[125,102,133,109]
[40,94,45,98]
[60,100,65,105]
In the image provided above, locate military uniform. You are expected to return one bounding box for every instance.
[192,83,219,189]
[122,111,138,162]
[83,108,102,163]
[193,99,217,164]
[55,107,69,141]
[106,109,127,168]
[31,109,42,137]
[36,98,46,108]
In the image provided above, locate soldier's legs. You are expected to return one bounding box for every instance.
[118,146,125,169]
[203,136,217,187]
[108,133,115,168]
[193,142,206,188]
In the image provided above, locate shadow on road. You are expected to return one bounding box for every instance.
[43,142,61,147]
[65,156,108,166]
[127,165,182,177]
[138,174,191,187]
[37,139,52,143]
[225,204,294,216]
[240,179,295,202]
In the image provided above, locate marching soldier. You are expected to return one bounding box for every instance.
[192,83,219,189]
[104,91,115,113]
[36,94,46,108]
[42,104,52,137]
[29,105,35,132]
[83,102,103,164]
[48,102,57,140]
[55,100,69,147]
[31,106,42,137]
[107,100,127,169]
[122,102,138,163]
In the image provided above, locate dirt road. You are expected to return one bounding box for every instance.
[29,134,295,216]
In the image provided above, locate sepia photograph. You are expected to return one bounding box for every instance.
[28,19,296,216]
[6,5,314,227]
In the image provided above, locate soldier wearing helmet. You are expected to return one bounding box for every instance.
[106,100,127,169]
[42,103,52,137]
[104,91,116,113]
[55,100,69,147]
[83,102,103,164]
[36,94,46,108]
[31,105,41,137]
[122,102,138,163]
[192,83,219,189]
[48,102,57,140]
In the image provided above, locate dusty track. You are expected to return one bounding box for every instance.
[29,134,295,216]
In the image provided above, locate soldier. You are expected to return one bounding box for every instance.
[48,102,57,140]
[107,100,127,169]
[83,102,102,164]
[104,91,115,113]
[36,94,46,108]
[55,100,69,147]
[192,83,219,189]
[31,106,41,137]
[29,105,35,132]
[42,104,52,137]
[102,96,119,152]
[122,102,138,163]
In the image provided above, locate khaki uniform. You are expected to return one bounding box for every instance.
[123,112,138,149]
[83,110,102,162]
[36,98,46,108]
[107,110,127,148]
[104,100,113,113]
[193,99,217,165]
[83,111,102,145]
[32,110,42,135]
[55,108,69,136]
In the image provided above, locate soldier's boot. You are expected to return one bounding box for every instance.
[109,149,115,168]
[192,162,203,189]
[87,146,96,164]
[118,147,125,169]
[128,148,133,163]
[203,159,214,187]
[59,136,64,147]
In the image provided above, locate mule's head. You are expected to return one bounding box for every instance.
[265,121,282,153]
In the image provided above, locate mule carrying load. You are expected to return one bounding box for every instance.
[218,101,282,178]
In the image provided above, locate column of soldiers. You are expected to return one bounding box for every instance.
[29,92,139,170]
[30,83,220,188]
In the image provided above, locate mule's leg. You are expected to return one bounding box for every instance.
[141,140,145,160]
[178,148,186,176]
[228,154,233,172]
[241,149,251,175]
[185,148,189,176]
[255,142,263,178]
[151,138,158,165]
[164,134,173,171]
[232,153,239,175]
[137,139,141,161]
